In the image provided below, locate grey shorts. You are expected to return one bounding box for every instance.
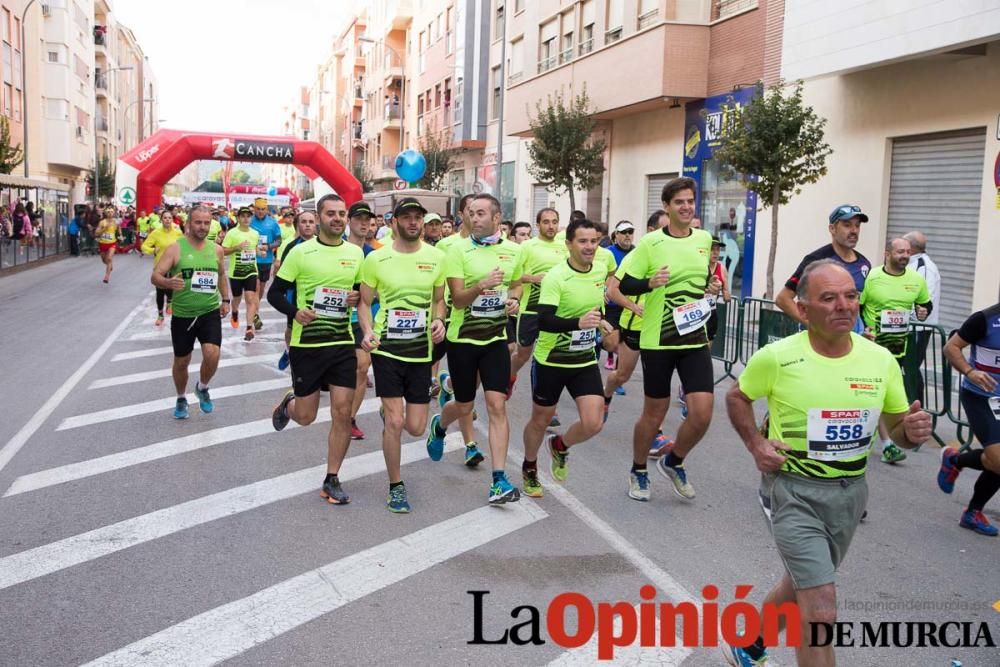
[762,471,868,590]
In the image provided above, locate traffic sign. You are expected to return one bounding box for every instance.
[117,187,136,207]
[394,179,407,190]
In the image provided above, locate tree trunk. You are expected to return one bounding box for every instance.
[766,186,780,300]
[567,181,576,216]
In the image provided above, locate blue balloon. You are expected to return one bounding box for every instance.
[267,186,277,196]
[395,149,426,183]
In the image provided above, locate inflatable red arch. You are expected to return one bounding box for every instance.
[114,129,362,213]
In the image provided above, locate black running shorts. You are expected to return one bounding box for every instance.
[229,275,258,297]
[446,340,509,402]
[639,345,713,399]
[289,345,357,396]
[530,360,603,407]
[372,354,432,404]
[171,309,222,357]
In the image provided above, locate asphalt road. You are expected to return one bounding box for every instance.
[1,254,997,666]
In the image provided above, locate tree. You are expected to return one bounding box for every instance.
[416,126,458,191]
[525,86,606,213]
[712,80,833,299]
[352,161,374,193]
[0,115,24,174]
[87,155,116,201]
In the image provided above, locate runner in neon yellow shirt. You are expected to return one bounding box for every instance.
[220,207,262,340]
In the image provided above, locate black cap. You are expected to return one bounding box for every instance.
[348,201,374,218]
[711,235,724,247]
[237,206,252,216]
[393,196,427,218]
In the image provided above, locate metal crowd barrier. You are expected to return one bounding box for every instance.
[710,299,741,384]
[737,297,799,366]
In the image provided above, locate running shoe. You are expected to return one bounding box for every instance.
[350,420,365,440]
[614,386,626,396]
[253,313,263,330]
[959,510,998,536]
[721,642,768,666]
[437,371,453,408]
[320,477,350,505]
[165,303,172,316]
[173,397,189,420]
[230,313,239,329]
[154,315,164,328]
[628,470,650,501]
[881,442,907,464]
[549,414,561,428]
[656,456,695,499]
[277,349,290,371]
[937,447,960,494]
[464,442,484,467]
[244,327,255,342]
[272,390,294,431]
[194,385,213,413]
[547,434,568,482]
[488,476,520,505]
[426,414,445,461]
[603,355,616,371]
[387,483,411,513]
[648,433,674,459]
[522,469,543,497]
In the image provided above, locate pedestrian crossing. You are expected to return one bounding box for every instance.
[0,297,700,665]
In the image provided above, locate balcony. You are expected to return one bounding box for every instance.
[605,27,623,44]
[638,9,659,30]
[383,66,403,87]
[382,103,401,131]
[537,55,557,74]
[578,38,594,56]
[96,117,109,135]
[559,48,574,65]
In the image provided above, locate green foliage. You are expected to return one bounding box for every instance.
[712,80,832,298]
[231,169,252,184]
[416,126,458,191]
[0,116,24,174]
[526,86,606,213]
[352,161,375,193]
[87,155,116,200]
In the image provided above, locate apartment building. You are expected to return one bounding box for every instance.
[0,1,29,167]
[272,86,312,197]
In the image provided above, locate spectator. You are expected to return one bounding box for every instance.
[12,202,31,247]
[904,231,941,325]
[68,210,81,256]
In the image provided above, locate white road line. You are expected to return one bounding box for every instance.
[111,338,283,362]
[0,294,152,475]
[126,318,287,341]
[55,379,291,431]
[82,501,546,667]
[0,434,464,591]
[5,399,381,497]
[139,305,280,324]
[88,354,282,389]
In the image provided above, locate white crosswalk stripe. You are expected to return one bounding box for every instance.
[88,353,283,389]
[111,338,283,362]
[0,434,463,591]
[82,501,547,667]
[126,318,287,341]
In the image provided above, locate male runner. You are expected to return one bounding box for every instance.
[346,201,378,440]
[724,259,931,666]
[617,177,721,501]
[278,209,296,246]
[511,222,531,243]
[268,194,364,505]
[422,212,443,245]
[359,197,447,512]
[221,206,263,341]
[207,209,224,244]
[275,209,318,371]
[940,302,1000,536]
[141,209,183,326]
[860,237,932,463]
[250,198,283,330]
[426,193,524,503]
[150,206,231,419]
[604,220,636,371]
[521,218,609,497]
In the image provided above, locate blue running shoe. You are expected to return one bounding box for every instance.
[937,447,960,494]
[173,397,189,420]
[614,386,626,396]
[437,371,453,408]
[960,510,998,536]
[489,476,520,505]
[549,414,561,428]
[387,483,411,513]
[426,414,445,461]
[464,442,484,467]
[628,470,650,501]
[721,641,768,666]
[194,385,213,413]
[277,349,290,371]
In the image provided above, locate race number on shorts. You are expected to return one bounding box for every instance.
[190,270,218,294]
[806,408,880,461]
[673,298,711,336]
[313,287,349,319]
[879,309,909,334]
[387,309,426,339]
[471,288,507,318]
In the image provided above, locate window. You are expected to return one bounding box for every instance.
[580,0,595,54]
[12,86,19,121]
[48,51,59,62]
[13,50,20,89]
[3,83,10,117]
[539,20,558,72]
[429,20,436,43]
[561,26,573,64]
[419,30,425,51]
[638,0,658,28]
[1,10,9,43]
[436,13,443,41]
[444,77,451,106]
[45,97,68,120]
[2,44,11,85]
[491,65,500,119]
[434,84,441,108]
[494,2,504,41]
[715,0,757,20]
[515,0,523,12]
[606,0,623,43]
[13,17,19,49]
[509,38,523,82]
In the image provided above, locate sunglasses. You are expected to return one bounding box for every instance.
[617,229,634,235]
[834,205,861,218]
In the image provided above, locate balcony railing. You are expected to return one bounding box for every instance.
[381,155,393,170]
[96,117,109,132]
[537,55,557,74]
[559,47,573,65]
[384,103,401,120]
[508,71,523,85]
[605,27,623,44]
[578,38,594,55]
[637,9,658,30]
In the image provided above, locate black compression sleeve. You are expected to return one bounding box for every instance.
[618,274,651,296]
[267,276,298,317]
[537,305,581,333]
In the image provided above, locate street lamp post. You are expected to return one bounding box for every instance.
[358,37,405,151]
[20,0,37,178]
[95,66,134,205]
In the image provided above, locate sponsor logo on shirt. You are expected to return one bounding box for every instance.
[416,263,436,271]
[780,358,804,368]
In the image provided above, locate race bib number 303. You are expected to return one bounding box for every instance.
[190,270,218,294]
[880,309,909,334]
[806,408,880,461]
[387,309,426,339]
[313,287,349,319]
[471,288,507,318]
[673,298,711,336]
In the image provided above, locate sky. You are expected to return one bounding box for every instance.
[113,0,356,136]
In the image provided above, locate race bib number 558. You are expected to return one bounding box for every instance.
[806,408,880,461]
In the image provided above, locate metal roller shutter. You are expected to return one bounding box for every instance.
[532,184,550,218]
[886,128,984,332]
[646,172,676,220]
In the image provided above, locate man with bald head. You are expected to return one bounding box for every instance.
[724,259,931,667]
[904,230,941,404]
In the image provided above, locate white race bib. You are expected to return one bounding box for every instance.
[569,328,596,351]
[239,250,256,263]
[879,309,909,334]
[989,397,1000,421]
[190,270,218,294]
[312,287,349,319]
[672,298,712,336]
[99,232,114,243]
[386,309,426,339]
[471,288,507,318]
[806,408,880,461]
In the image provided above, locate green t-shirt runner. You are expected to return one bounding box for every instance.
[170,237,222,318]
[518,237,568,314]
[739,331,909,479]
[206,219,223,244]
[860,265,931,358]
[276,238,364,347]
[534,259,606,368]
[222,227,260,279]
[615,227,713,349]
[445,238,523,344]
[361,243,447,362]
